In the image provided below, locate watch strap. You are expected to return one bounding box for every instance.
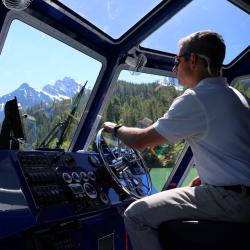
[114,124,123,137]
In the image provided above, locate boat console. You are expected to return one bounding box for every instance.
[0,97,152,250]
[0,147,146,249]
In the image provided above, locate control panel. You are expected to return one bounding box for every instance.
[16,152,67,208]
[58,169,110,213]
[16,151,111,213]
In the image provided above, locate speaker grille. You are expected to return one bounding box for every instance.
[98,233,114,250]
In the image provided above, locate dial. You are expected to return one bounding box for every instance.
[80,171,89,182]
[62,172,72,183]
[72,172,81,182]
[100,193,109,204]
[83,183,97,199]
[88,171,96,182]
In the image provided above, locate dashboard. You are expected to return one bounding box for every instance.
[0,149,152,249]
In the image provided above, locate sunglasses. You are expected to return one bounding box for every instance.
[174,54,191,66]
[173,53,214,76]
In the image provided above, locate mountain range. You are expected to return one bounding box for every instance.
[0,77,91,121]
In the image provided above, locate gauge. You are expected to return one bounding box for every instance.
[62,172,72,183]
[72,172,81,182]
[88,171,96,181]
[99,193,109,204]
[80,171,89,182]
[83,183,97,199]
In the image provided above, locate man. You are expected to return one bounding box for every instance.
[102,30,250,250]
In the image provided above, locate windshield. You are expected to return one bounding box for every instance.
[0,19,102,151]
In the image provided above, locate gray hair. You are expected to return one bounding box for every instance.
[178,30,226,71]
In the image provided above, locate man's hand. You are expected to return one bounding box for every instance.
[102,122,116,134]
[188,176,202,187]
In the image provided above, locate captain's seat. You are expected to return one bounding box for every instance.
[158,220,250,250]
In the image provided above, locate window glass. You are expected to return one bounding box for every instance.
[58,0,162,39]
[141,0,250,64]
[232,77,250,97]
[0,19,102,151]
[88,70,185,191]
[181,165,198,187]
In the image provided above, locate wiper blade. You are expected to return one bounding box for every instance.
[37,80,88,149]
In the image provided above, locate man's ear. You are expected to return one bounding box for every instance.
[190,53,197,68]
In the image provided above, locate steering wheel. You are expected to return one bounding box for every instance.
[96,128,152,200]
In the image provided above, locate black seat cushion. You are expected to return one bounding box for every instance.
[158,220,250,250]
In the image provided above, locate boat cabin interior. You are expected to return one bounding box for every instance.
[0,0,249,249]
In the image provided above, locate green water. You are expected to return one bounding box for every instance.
[150,168,198,192]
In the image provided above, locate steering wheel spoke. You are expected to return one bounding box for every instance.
[96,128,152,200]
[100,134,117,160]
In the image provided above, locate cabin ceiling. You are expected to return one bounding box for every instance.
[0,0,250,78]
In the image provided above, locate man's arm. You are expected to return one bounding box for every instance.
[102,122,168,150]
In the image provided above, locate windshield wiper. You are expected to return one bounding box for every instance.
[37,80,88,150]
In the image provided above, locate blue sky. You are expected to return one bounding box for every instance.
[141,0,250,64]
[0,20,102,96]
[0,0,249,95]
[59,0,162,39]
[60,0,250,63]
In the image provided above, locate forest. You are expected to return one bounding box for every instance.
[98,79,185,169]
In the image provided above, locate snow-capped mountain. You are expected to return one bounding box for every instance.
[0,77,91,121]
[42,77,89,97]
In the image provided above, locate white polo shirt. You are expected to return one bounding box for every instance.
[154,77,250,186]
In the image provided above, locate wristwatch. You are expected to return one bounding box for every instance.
[114,124,123,137]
